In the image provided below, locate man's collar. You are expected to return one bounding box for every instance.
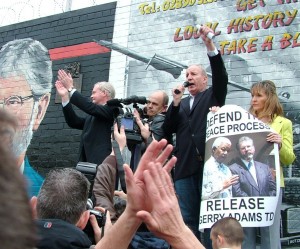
[20,160,25,174]
[241,158,253,167]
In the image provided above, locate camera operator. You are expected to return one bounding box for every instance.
[136,90,169,141]
[30,168,112,249]
[131,90,171,171]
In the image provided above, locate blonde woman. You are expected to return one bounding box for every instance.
[242,80,296,249]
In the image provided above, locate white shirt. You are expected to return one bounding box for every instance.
[189,95,194,109]
[207,47,218,57]
[202,156,233,200]
[62,88,76,107]
[242,159,258,185]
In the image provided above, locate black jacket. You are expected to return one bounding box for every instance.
[148,113,172,143]
[63,91,114,165]
[130,113,171,171]
[36,219,92,249]
[163,53,228,181]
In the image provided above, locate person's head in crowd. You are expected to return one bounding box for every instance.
[237,136,255,162]
[0,38,52,165]
[0,109,18,150]
[145,90,169,118]
[249,80,284,122]
[210,217,244,249]
[185,64,208,96]
[92,81,116,105]
[211,137,231,164]
[0,142,36,249]
[31,168,90,229]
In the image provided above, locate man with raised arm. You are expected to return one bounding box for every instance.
[55,70,116,165]
[163,25,229,243]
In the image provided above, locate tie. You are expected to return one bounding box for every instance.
[247,161,252,170]
[218,163,226,174]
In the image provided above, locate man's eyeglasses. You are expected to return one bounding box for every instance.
[0,95,38,112]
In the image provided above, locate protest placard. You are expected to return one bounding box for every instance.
[199,105,280,229]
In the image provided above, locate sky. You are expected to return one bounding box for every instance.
[0,0,115,27]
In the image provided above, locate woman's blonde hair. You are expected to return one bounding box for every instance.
[249,80,284,122]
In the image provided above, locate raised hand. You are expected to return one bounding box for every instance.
[199,24,216,51]
[57,69,74,90]
[136,161,205,249]
[172,85,185,106]
[112,123,126,151]
[123,139,176,214]
[55,80,69,102]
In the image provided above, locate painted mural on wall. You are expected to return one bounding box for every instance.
[106,0,300,246]
[0,39,52,197]
[0,3,116,196]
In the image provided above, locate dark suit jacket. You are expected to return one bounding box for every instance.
[130,113,171,171]
[163,53,228,181]
[229,159,276,197]
[63,91,114,165]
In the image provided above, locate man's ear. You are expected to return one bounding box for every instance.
[203,74,208,84]
[162,105,168,112]
[30,196,38,219]
[76,210,90,230]
[33,93,50,131]
[217,234,225,247]
[212,147,216,154]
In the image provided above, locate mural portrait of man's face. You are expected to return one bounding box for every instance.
[0,38,52,167]
[0,76,50,159]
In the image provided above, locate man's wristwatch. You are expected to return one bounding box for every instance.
[68,87,74,92]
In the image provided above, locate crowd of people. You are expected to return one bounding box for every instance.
[0,24,295,249]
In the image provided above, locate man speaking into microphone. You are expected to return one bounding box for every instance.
[163,25,229,247]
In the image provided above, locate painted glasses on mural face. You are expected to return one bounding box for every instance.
[0,76,38,157]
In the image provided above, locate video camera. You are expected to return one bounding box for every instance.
[107,95,148,145]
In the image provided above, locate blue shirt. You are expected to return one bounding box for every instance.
[24,156,44,197]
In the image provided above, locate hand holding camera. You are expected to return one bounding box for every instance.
[84,199,111,243]
[116,112,143,144]
[112,123,126,152]
[134,109,151,141]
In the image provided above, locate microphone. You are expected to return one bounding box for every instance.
[183,81,193,87]
[122,95,147,105]
[107,95,147,106]
[174,81,194,94]
[196,25,215,40]
[107,98,122,106]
